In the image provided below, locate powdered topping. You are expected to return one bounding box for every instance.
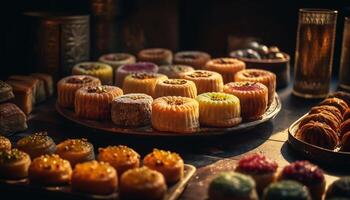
[87,86,107,93]
[66,76,93,84]
[79,65,102,71]
[188,71,212,78]
[237,153,278,174]
[163,79,187,85]
[282,161,325,185]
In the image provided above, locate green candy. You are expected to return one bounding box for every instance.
[263,180,311,200]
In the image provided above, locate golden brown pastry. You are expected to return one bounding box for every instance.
[204,58,245,83]
[0,135,11,151]
[72,62,114,85]
[30,73,54,98]
[344,109,350,121]
[328,91,350,107]
[56,139,95,167]
[299,113,340,132]
[8,75,46,104]
[6,80,33,115]
[340,119,350,139]
[158,64,194,79]
[155,79,197,98]
[137,48,173,65]
[174,51,211,69]
[319,97,349,115]
[17,132,57,158]
[0,103,27,134]
[0,80,14,103]
[340,131,350,152]
[183,70,224,94]
[0,149,31,180]
[309,105,343,124]
[98,53,136,70]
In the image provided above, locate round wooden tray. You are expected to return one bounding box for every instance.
[56,94,281,137]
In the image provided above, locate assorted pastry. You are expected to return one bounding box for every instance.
[158,64,194,79]
[72,62,113,85]
[16,132,57,158]
[0,148,31,180]
[173,51,211,69]
[229,41,288,60]
[183,70,224,94]
[56,138,95,166]
[98,53,136,71]
[155,79,197,98]
[137,48,173,65]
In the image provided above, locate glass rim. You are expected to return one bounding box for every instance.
[299,8,338,14]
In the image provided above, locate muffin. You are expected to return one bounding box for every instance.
[8,75,46,104]
[340,131,350,152]
[6,80,33,115]
[326,177,350,199]
[72,62,113,85]
[0,135,11,151]
[0,149,31,180]
[299,113,340,132]
[0,103,28,134]
[205,58,245,83]
[174,51,211,69]
[309,105,343,124]
[158,64,194,79]
[263,180,311,200]
[56,139,95,167]
[137,48,173,65]
[30,73,54,98]
[319,98,349,115]
[98,53,136,70]
[152,96,199,133]
[155,79,197,98]
[17,132,57,158]
[183,70,224,94]
[0,80,14,103]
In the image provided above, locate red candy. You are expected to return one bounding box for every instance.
[282,161,324,185]
[237,153,278,174]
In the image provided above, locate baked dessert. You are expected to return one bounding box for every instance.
[56,139,95,167]
[329,91,350,107]
[98,53,136,70]
[174,51,211,69]
[196,92,241,127]
[344,109,350,121]
[340,131,350,152]
[0,149,31,180]
[152,96,199,133]
[262,180,311,200]
[0,80,14,103]
[155,79,197,98]
[137,48,173,65]
[29,154,72,185]
[319,97,349,115]
[158,64,194,79]
[208,172,258,200]
[120,166,167,200]
[17,132,57,158]
[309,105,343,124]
[224,82,268,120]
[98,145,140,176]
[72,62,113,85]
[299,113,340,132]
[5,80,33,115]
[75,85,123,120]
[30,73,54,98]
[8,75,46,104]
[0,135,11,151]
[57,75,101,108]
[204,58,245,83]
[143,149,184,183]
[326,177,350,199]
[72,161,118,195]
[279,161,326,200]
[122,73,168,98]
[234,69,276,105]
[340,119,350,139]
[111,93,153,127]
[0,103,27,134]
[236,153,278,194]
[183,70,224,94]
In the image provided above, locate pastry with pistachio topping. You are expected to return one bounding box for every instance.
[0,80,14,103]
[158,64,194,79]
[75,85,123,120]
[138,48,173,65]
[196,92,241,127]
[56,139,95,167]
[17,132,56,158]
[183,70,223,94]
[72,160,118,195]
[72,62,113,85]
[174,51,211,69]
[155,79,197,98]
[205,58,246,83]
[152,96,199,133]
[263,180,311,200]
[0,135,11,151]
[123,73,168,98]
[0,149,31,179]
[99,53,136,70]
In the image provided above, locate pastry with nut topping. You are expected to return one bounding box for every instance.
[183,70,223,94]
[123,73,167,98]
[155,79,197,98]
[138,48,173,65]
[56,139,95,167]
[17,132,57,158]
[205,58,245,83]
[158,64,194,79]
[0,149,31,180]
[99,53,136,70]
[72,62,113,85]
[174,51,211,69]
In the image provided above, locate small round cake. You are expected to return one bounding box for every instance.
[0,135,11,151]
[344,109,350,121]
[123,73,168,98]
[263,180,311,200]
[138,48,173,65]
[98,53,136,70]
[75,85,123,120]
[111,93,153,127]
[56,139,95,167]
[152,96,199,133]
[204,58,245,83]
[319,97,349,115]
[174,51,211,69]
[326,177,350,199]
[155,79,197,98]
[224,81,268,120]
[17,132,57,158]
[340,131,350,152]
[57,75,101,108]
[299,113,340,132]
[309,105,343,124]
[196,92,241,127]
[0,149,31,180]
[183,70,224,94]
[72,62,113,85]
[158,65,194,79]
[339,119,350,139]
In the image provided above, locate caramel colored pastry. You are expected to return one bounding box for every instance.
[56,139,95,167]
[30,73,54,98]
[183,70,224,94]
[329,91,350,107]
[340,119,350,139]
[299,113,340,132]
[310,105,343,124]
[174,51,211,69]
[143,149,184,183]
[5,80,33,115]
[99,53,136,70]
[205,58,246,83]
[72,161,118,195]
[0,103,27,134]
[8,75,46,104]
[98,145,140,176]
[72,62,113,85]
[0,136,11,151]
[155,79,197,98]
[295,121,339,150]
[0,80,14,103]
[340,131,350,152]
[158,64,194,79]
[120,166,167,200]
[319,97,349,115]
[234,69,276,105]
[111,93,153,127]
[224,82,268,120]
[138,48,173,65]
[123,73,168,98]
[17,132,57,158]
[75,85,123,120]
[344,109,350,121]
[196,92,241,127]
[0,149,31,180]
[152,96,199,133]
[57,75,101,108]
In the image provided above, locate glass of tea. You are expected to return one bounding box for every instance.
[339,17,350,91]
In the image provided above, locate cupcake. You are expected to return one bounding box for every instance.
[205,58,245,83]
[299,113,340,132]
[152,96,199,133]
[174,51,211,69]
[309,105,343,124]
[17,132,57,158]
[196,92,241,127]
[0,135,11,151]
[158,64,194,79]
[98,53,136,70]
[72,62,113,85]
[56,139,95,167]
[326,177,350,199]
[263,180,311,200]
[319,98,349,115]
[183,70,224,94]
[340,119,350,139]
[0,103,28,134]
[0,80,14,103]
[0,149,31,180]
[340,131,350,152]
[137,48,173,65]
[75,85,123,120]
[155,79,197,98]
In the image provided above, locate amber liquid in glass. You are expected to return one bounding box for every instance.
[339,19,350,90]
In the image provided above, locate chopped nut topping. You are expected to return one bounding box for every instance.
[87,86,107,93]
[163,79,187,85]
[66,77,92,84]
[131,73,157,79]
[0,149,25,163]
[217,58,234,64]
[166,99,185,105]
[243,71,262,78]
[121,95,146,100]
[79,65,102,71]
[210,94,227,101]
[188,71,212,78]
[18,132,50,146]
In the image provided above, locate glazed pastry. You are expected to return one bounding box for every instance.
[183,70,224,94]
[158,64,194,79]
[30,73,54,98]
[344,109,350,121]
[295,121,339,150]
[309,105,343,124]
[72,62,113,85]
[98,145,140,176]
[174,51,211,69]
[120,166,167,200]
[0,149,30,180]
[98,53,136,70]
[72,161,118,195]
[143,149,184,183]
[111,93,153,127]
[196,92,241,127]
[341,131,350,152]
[299,113,340,132]
[17,132,57,158]
[137,48,173,65]
[205,58,245,83]
[152,96,199,133]
[5,80,33,115]
[263,180,311,200]
[234,69,276,105]
[319,97,349,115]
[208,172,258,200]
[329,91,350,107]
[224,82,268,120]
[0,103,27,134]
[326,177,350,199]
[155,79,197,98]
[0,135,11,151]
[340,119,350,139]
[122,73,168,98]
[75,85,123,120]
[279,161,326,200]
[56,139,95,167]
[115,62,159,88]
[236,153,278,194]
[0,80,14,103]
[8,75,46,104]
